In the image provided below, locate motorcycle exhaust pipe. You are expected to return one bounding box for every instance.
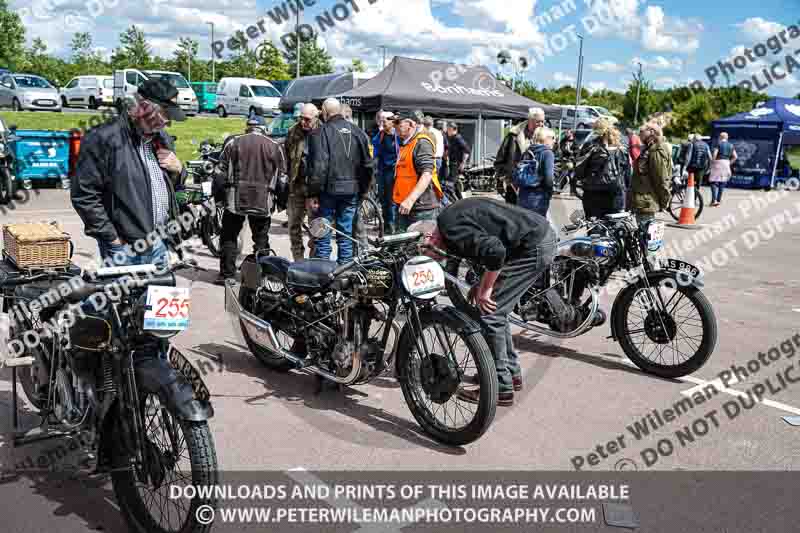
[444,271,600,339]
[224,282,363,384]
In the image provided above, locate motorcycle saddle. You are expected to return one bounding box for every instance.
[256,256,337,291]
[286,259,338,292]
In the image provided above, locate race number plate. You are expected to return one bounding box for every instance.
[168,346,210,402]
[646,221,665,252]
[662,258,701,278]
[143,286,191,330]
[401,257,446,299]
[201,181,212,196]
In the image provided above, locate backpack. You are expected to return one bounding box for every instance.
[512,148,542,189]
[580,145,626,192]
[688,140,710,171]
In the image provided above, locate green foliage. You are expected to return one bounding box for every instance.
[0,0,26,70]
[254,42,291,81]
[288,40,334,77]
[116,25,152,69]
[349,59,367,73]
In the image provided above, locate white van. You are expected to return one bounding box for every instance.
[113,69,198,115]
[215,77,281,118]
[60,75,113,109]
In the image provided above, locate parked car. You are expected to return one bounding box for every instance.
[60,75,113,109]
[215,77,281,117]
[584,105,619,124]
[113,69,198,115]
[0,73,62,112]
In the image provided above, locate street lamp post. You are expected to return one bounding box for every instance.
[634,62,643,125]
[206,22,215,82]
[574,34,584,129]
[497,50,528,92]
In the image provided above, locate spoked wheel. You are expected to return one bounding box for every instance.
[614,276,717,378]
[444,258,484,317]
[396,307,497,446]
[355,197,383,245]
[112,393,218,533]
[668,188,704,221]
[237,286,294,371]
[203,206,242,258]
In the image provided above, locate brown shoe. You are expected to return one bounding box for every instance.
[466,374,522,392]
[456,387,514,406]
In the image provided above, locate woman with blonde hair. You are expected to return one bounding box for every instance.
[574,117,629,219]
[513,126,556,217]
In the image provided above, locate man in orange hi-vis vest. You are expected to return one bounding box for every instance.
[392,112,444,232]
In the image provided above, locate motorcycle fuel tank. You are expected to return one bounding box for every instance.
[558,236,618,263]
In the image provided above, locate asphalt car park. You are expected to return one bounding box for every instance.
[1,187,799,531]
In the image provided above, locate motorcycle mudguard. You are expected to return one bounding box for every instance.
[609,269,704,341]
[395,304,483,381]
[134,347,214,422]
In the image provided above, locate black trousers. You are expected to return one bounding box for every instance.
[582,190,624,220]
[220,209,271,278]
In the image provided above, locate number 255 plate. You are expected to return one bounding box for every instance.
[144,286,191,331]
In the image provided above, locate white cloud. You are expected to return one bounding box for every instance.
[586,81,607,93]
[591,61,625,73]
[736,17,784,42]
[632,55,683,71]
[654,76,678,88]
[553,71,575,84]
[583,0,642,40]
[451,0,537,35]
[641,6,701,53]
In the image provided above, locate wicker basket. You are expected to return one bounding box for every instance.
[2,222,71,269]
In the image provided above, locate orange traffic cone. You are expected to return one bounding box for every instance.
[671,172,702,229]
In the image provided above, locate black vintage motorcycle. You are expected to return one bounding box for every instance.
[183,140,242,258]
[226,220,497,445]
[1,255,219,532]
[445,211,718,378]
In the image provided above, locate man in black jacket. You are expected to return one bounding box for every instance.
[214,115,286,284]
[72,78,187,269]
[413,198,557,406]
[306,98,373,264]
[445,122,471,187]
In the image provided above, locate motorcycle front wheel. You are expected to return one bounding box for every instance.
[396,307,497,446]
[238,286,294,371]
[112,394,218,533]
[613,278,717,378]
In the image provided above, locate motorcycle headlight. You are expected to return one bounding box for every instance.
[566,161,574,170]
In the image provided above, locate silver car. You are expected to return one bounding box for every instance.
[0,73,62,112]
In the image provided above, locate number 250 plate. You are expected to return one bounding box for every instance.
[144,286,191,331]
[402,257,445,299]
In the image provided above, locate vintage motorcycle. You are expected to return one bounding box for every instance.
[1,254,218,532]
[226,220,497,446]
[445,211,718,378]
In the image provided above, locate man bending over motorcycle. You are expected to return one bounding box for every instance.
[412,197,557,406]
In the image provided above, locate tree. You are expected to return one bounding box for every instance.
[255,42,291,80]
[349,58,366,73]
[623,78,657,125]
[173,37,200,81]
[70,32,93,64]
[288,40,334,77]
[0,0,26,70]
[118,25,151,68]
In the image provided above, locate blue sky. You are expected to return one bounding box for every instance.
[12,0,800,97]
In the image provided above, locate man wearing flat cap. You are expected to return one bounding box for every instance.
[72,78,188,269]
[391,111,444,231]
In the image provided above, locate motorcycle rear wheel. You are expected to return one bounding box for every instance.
[238,286,294,371]
[396,308,497,446]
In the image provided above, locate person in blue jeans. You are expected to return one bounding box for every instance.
[306,98,374,264]
[371,111,399,234]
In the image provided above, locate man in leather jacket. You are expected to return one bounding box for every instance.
[306,98,374,264]
[214,115,286,284]
[72,78,188,269]
[495,107,545,204]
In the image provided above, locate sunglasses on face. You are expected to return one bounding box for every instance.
[300,116,314,122]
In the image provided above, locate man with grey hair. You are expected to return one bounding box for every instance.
[342,103,354,123]
[285,102,320,260]
[495,107,546,204]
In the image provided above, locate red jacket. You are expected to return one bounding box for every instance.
[629,134,642,163]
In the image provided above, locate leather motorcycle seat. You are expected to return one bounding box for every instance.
[257,257,337,292]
